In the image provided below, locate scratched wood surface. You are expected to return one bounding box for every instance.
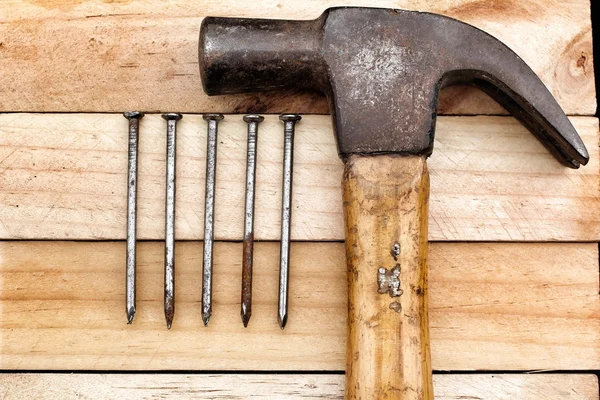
[0,114,598,242]
[1,241,598,371]
[0,0,598,397]
[0,374,598,400]
[0,0,594,115]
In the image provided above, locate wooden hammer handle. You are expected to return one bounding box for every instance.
[343,154,432,400]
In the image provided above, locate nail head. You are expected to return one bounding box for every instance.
[243,114,264,123]
[161,113,183,121]
[123,111,144,120]
[279,114,302,123]
[203,113,224,121]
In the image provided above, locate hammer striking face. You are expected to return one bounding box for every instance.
[199,7,588,400]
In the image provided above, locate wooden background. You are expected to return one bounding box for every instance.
[0,0,598,398]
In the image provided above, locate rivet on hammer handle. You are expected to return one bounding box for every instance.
[278,114,301,329]
[123,111,144,324]
[202,113,224,326]
[241,114,264,327]
[162,112,182,329]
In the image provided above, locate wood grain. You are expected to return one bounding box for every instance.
[0,114,597,241]
[0,374,598,400]
[343,155,432,399]
[1,241,598,371]
[0,0,594,115]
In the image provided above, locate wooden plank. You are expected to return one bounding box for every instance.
[0,114,598,241]
[0,0,594,115]
[0,374,597,400]
[1,241,598,371]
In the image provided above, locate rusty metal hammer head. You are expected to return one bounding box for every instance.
[199,7,588,167]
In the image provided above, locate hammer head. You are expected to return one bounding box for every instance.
[199,7,588,167]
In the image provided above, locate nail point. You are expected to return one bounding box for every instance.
[278,313,288,330]
[127,307,135,324]
[241,304,251,328]
[165,311,173,329]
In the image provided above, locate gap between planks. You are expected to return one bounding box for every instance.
[1,241,598,371]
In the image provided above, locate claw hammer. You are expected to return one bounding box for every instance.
[198,7,589,399]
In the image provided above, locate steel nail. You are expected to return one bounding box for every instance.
[278,114,301,329]
[162,112,182,329]
[202,113,224,326]
[123,111,144,324]
[241,114,264,327]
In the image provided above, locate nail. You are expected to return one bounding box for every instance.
[202,113,224,326]
[123,111,144,324]
[241,114,264,327]
[162,112,182,329]
[278,114,301,329]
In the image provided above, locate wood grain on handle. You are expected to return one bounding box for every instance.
[343,155,432,400]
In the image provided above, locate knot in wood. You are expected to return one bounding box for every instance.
[377,265,403,297]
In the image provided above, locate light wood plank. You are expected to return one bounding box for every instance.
[0,114,598,241]
[0,374,598,400]
[1,241,598,371]
[0,0,594,114]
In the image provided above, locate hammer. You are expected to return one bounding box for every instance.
[198,7,589,399]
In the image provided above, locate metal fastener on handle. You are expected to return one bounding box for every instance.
[278,114,301,329]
